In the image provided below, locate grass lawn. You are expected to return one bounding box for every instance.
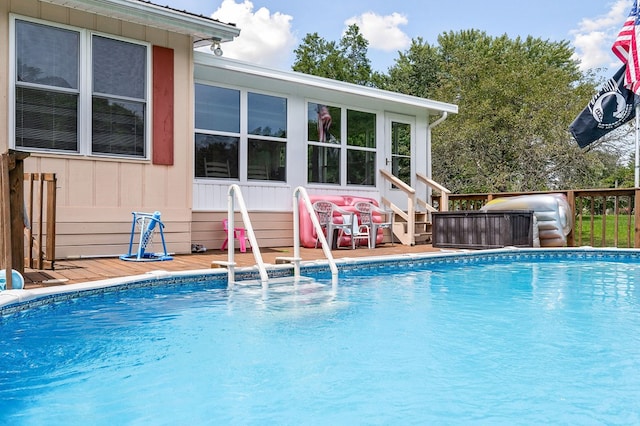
[576,215,635,248]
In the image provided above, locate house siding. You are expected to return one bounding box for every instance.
[2,0,195,258]
[2,0,456,260]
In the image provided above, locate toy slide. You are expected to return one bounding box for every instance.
[480,194,572,247]
[299,195,384,248]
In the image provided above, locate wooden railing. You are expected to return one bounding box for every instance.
[437,188,640,248]
[416,172,450,213]
[379,169,417,245]
[24,173,57,269]
[0,151,57,289]
[379,170,451,245]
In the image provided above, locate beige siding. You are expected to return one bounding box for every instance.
[54,219,191,258]
[192,211,295,252]
[5,0,195,257]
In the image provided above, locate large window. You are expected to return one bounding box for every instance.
[195,84,287,182]
[307,102,376,186]
[13,18,149,158]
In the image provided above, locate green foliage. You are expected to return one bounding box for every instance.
[577,215,635,248]
[382,37,440,98]
[293,24,374,86]
[424,30,601,193]
[292,27,626,193]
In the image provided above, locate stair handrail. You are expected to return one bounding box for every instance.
[227,184,269,286]
[293,186,338,284]
[416,172,450,212]
[379,169,416,245]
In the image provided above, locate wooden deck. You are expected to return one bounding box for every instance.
[21,243,445,289]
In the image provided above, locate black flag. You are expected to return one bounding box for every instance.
[570,64,639,148]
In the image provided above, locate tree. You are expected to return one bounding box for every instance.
[293,24,378,86]
[380,37,440,99]
[386,30,605,193]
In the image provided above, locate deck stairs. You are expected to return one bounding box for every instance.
[379,170,450,246]
[381,198,434,246]
[411,210,433,245]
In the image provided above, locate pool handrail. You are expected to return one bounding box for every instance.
[293,186,338,284]
[227,184,269,286]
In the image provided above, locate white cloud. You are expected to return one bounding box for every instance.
[210,0,296,68]
[345,12,411,52]
[570,0,629,71]
[576,0,629,32]
[572,31,613,70]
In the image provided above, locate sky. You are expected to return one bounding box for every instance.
[159,0,634,78]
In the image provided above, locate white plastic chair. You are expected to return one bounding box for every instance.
[355,201,394,248]
[337,214,371,249]
[312,200,356,249]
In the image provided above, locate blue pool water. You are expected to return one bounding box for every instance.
[2,254,640,424]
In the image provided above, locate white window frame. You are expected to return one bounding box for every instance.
[306,100,378,187]
[9,15,151,160]
[194,81,289,183]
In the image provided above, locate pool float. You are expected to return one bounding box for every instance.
[0,269,25,290]
[481,194,572,247]
[299,195,385,248]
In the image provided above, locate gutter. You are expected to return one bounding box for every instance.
[38,0,241,42]
[429,112,448,129]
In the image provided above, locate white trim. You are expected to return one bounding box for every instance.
[194,83,290,183]
[38,0,240,42]
[195,52,459,115]
[10,15,152,160]
[305,100,378,187]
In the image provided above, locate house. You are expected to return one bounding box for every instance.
[1,0,458,258]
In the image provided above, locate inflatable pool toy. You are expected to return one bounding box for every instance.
[481,194,572,247]
[0,269,25,290]
[299,195,385,248]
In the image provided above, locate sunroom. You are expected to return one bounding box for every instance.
[190,53,458,250]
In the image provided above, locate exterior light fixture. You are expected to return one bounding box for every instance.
[210,41,223,56]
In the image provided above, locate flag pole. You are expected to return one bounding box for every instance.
[636,103,640,187]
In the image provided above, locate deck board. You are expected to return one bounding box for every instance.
[21,244,445,289]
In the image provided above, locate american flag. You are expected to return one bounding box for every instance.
[613,0,640,94]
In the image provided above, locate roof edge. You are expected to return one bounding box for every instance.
[194,52,458,114]
[38,0,240,42]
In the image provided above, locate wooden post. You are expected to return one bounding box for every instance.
[0,154,12,289]
[0,150,30,288]
[566,190,575,247]
[45,173,57,268]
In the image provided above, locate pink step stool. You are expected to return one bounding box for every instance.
[221,219,250,253]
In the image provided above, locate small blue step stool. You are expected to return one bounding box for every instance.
[120,211,173,262]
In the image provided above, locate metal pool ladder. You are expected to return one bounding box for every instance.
[289,186,338,284]
[215,185,338,289]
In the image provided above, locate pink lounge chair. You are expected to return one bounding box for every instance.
[221,219,250,253]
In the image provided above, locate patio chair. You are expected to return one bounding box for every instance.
[247,163,269,180]
[337,213,371,249]
[312,200,356,249]
[355,201,394,248]
[221,219,250,253]
[204,159,230,178]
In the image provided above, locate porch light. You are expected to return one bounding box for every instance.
[210,40,223,56]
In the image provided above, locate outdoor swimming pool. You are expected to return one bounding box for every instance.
[1,249,640,424]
